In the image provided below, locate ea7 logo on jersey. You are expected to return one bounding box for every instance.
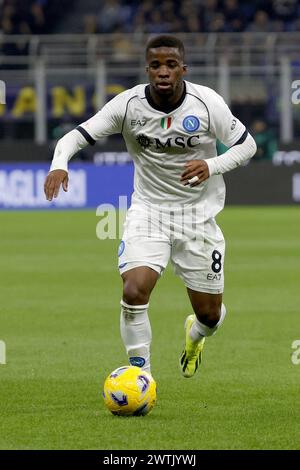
[131,119,147,127]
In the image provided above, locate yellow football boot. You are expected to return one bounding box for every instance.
[180,314,205,378]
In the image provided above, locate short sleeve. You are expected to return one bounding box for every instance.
[209,90,246,148]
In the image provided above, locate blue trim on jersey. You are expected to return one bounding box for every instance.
[76,126,96,145]
[232,129,248,147]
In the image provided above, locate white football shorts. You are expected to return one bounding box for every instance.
[118,200,225,294]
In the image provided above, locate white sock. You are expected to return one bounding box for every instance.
[189,303,227,341]
[120,299,152,374]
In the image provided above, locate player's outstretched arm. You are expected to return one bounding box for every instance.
[44,90,128,202]
[44,128,89,202]
[180,132,257,187]
[44,169,69,201]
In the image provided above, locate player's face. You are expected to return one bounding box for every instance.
[146,47,187,100]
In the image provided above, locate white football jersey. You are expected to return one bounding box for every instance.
[79,80,245,218]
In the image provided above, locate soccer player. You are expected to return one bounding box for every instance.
[44,35,257,378]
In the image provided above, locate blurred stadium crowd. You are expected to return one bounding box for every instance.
[0,0,72,34]
[83,0,300,35]
[0,0,298,155]
[0,0,299,38]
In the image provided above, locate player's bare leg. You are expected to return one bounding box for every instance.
[120,266,159,374]
[122,266,159,306]
[180,290,227,377]
[187,290,223,328]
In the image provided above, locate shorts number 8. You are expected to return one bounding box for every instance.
[211,250,222,273]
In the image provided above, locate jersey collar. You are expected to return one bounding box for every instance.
[145,82,186,114]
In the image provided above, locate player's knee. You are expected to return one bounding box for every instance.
[196,304,221,328]
[122,280,150,306]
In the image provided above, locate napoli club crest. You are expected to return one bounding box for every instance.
[183,115,200,132]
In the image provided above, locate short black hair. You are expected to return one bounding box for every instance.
[146,35,185,61]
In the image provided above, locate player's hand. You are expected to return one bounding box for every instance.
[44,169,69,201]
[181,160,209,187]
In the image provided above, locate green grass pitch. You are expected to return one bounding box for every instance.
[0,207,299,450]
